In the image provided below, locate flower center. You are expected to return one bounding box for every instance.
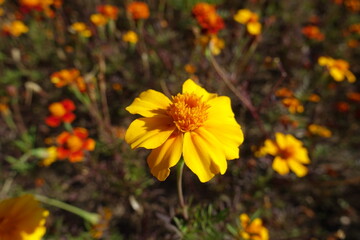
[66,135,83,151]
[49,103,66,117]
[279,147,294,160]
[167,93,210,132]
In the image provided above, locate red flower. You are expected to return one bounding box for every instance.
[45,99,76,127]
[56,128,95,162]
[192,3,224,34]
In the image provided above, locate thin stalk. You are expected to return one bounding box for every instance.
[177,159,188,220]
[35,194,100,225]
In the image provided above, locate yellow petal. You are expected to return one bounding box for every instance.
[295,148,310,164]
[288,158,308,177]
[147,133,183,181]
[183,130,226,182]
[329,68,345,81]
[125,117,175,149]
[318,56,331,66]
[275,132,287,149]
[126,89,171,117]
[247,22,261,35]
[345,70,356,83]
[272,156,289,175]
[182,79,217,102]
[234,9,252,24]
[262,139,278,156]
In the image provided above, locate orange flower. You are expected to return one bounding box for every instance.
[308,93,321,102]
[275,87,293,98]
[192,3,224,35]
[318,56,356,83]
[126,2,150,20]
[91,13,108,26]
[302,25,324,41]
[2,20,29,37]
[308,124,332,138]
[45,99,76,127]
[282,97,304,114]
[239,213,269,240]
[69,22,92,37]
[56,127,95,162]
[347,92,360,102]
[51,68,87,92]
[97,4,119,20]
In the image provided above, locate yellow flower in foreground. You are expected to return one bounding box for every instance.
[239,213,269,240]
[0,194,49,240]
[318,56,356,83]
[122,31,138,44]
[2,21,29,37]
[125,79,244,182]
[234,9,262,35]
[260,132,310,177]
[308,124,332,138]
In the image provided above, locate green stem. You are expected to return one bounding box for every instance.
[177,159,188,219]
[35,194,100,225]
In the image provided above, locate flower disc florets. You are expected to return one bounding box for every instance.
[167,93,210,132]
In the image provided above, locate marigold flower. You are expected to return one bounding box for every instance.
[122,30,138,44]
[318,56,356,83]
[192,3,224,35]
[126,2,150,20]
[281,97,304,114]
[90,13,108,26]
[234,9,262,35]
[69,22,92,38]
[308,124,332,138]
[275,87,293,98]
[0,194,49,240]
[347,92,360,102]
[301,25,324,41]
[125,79,244,182]
[56,127,96,162]
[97,4,119,20]
[184,64,197,74]
[260,132,310,177]
[40,146,58,166]
[308,93,321,102]
[51,68,87,92]
[335,101,350,112]
[2,20,29,37]
[45,99,76,127]
[0,103,10,116]
[239,213,269,240]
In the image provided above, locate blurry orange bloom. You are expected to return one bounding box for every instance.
[122,30,138,44]
[51,68,87,92]
[308,124,332,138]
[282,97,304,114]
[302,25,325,41]
[2,20,29,37]
[125,79,244,182]
[0,194,49,240]
[126,1,150,20]
[0,103,10,116]
[348,23,360,33]
[345,0,360,11]
[239,213,269,240]
[90,208,112,239]
[347,39,359,48]
[97,4,119,20]
[91,14,108,26]
[56,127,95,162]
[336,101,350,112]
[184,64,197,74]
[275,87,293,98]
[347,92,360,102]
[192,3,224,35]
[308,93,321,102]
[19,0,60,17]
[260,132,310,177]
[0,0,4,4]
[318,56,356,83]
[234,9,262,35]
[45,99,76,127]
[69,22,92,37]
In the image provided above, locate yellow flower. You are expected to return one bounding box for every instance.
[40,146,58,166]
[122,31,138,44]
[308,124,332,138]
[239,213,269,240]
[125,79,244,182]
[234,9,262,35]
[90,13,108,26]
[0,194,49,240]
[2,21,29,37]
[260,132,310,177]
[209,35,225,55]
[318,56,356,83]
[69,22,92,37]
[281,97,304,114]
